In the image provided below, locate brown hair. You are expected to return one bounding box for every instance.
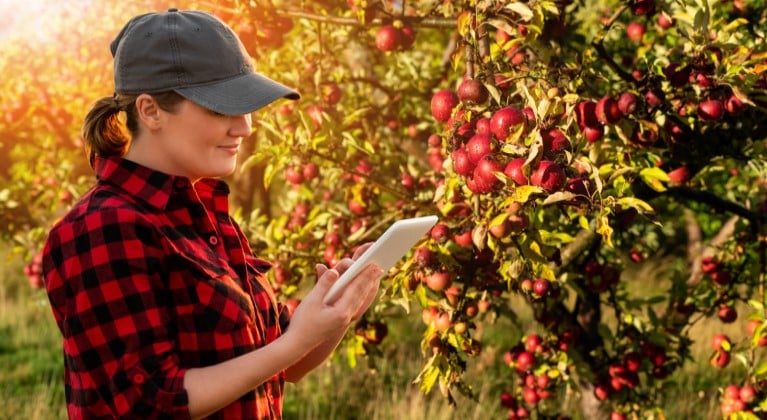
[81,92,185,168]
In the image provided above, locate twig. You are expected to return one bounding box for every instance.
[277,8,457,29]
[591,4,636,85]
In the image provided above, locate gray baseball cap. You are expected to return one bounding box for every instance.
[110,8,299,115]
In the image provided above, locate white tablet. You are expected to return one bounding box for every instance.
[323,215,439,305]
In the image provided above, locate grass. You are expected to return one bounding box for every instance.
[0,242,760,419]
[0,247,66,420]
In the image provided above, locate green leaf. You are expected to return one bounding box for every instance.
[263,162,278,188]
[748,299,765,311]
[489,213,509,228]
[542,191,576,205]
[414,354,441,394]
[504,3,534,21]
[616,197,655,214]
[596,214,614,248]
[508,185,543,203]
[472,224,487,250]
[755,361,767,376]
[639,167,669,192]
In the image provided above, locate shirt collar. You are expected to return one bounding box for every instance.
[94,156,230,210]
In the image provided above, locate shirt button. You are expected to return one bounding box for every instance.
[174,179,186,189]
[208,236,219,246]
[133,373,145,384]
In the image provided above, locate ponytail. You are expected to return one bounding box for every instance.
[81,91,184,168]
[81,95,135,168]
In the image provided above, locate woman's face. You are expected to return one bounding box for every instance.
[131,98,252,181]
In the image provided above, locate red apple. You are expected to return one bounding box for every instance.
[631,0,656,15]
[474,156,503,188]
[522,387,539,405]
[400,26,416,49]
[285,165,304,185]
[516,351,535,372]
[698,99,724,121]
[430,223,450,242]
[582,125,605,142]
[321,83,343,105]
[457,79,489,105]
[531,160,566,192]
[425,269,454,292]
[617,92,638,115]
[710,349,731,368]
[626,22,646,43]
[413,248,434,270]
[718,305,738,323]
[431,90,459,122]
[740,385,757,403]
[434,311,452,331]
[575,100,600,129]
[542,128,570,154]
[657,13,674,29]
[525,334,543,353]
[532,278,550,297]
[595,95,623,124]
[667,166,691,185]
[375,25,401,51]
[504,157,529,186]
[466,133,494,163]
[451,148,475,176]
[594,384,611,401]
[490,106,525,142]
[725,94,744,115]
[710,268,732,286]
[711,334,732,351]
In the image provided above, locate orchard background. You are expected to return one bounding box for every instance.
[1,0,766,418]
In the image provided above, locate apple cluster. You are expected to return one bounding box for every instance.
[374,24,416,52]
[720,383,762,418]
[23,250,43,289]
[430,83,572,198]
[499,333,571,418]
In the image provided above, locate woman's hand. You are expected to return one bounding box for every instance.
[285,242,383,350]
[315,242,380,320]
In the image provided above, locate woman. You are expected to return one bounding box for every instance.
[42,8,383,419]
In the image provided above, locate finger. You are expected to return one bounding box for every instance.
[332,257,354,276]
[332,264,383,309]
[316,263,329,278]
[352,242,374,260]
[352,272,381,319]
[314,267,340,294]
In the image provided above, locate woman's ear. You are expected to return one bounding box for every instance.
[135,93,163,131]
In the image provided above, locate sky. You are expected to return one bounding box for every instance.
[0,0,91,43]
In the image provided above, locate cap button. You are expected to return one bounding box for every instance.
[168,8,178,12]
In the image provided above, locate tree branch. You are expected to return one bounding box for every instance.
[277,8,457,29]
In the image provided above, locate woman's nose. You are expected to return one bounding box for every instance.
[230,113,253,137]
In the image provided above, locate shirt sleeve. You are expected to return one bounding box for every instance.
[43,206,191,419]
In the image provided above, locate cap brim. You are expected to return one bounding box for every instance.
[175,72,300,115]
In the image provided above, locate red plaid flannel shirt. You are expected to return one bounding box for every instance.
[42,156,290,419]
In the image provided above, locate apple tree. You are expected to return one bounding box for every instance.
[231,0,767,418]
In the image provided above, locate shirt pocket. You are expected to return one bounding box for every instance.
[177,253,255,333]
